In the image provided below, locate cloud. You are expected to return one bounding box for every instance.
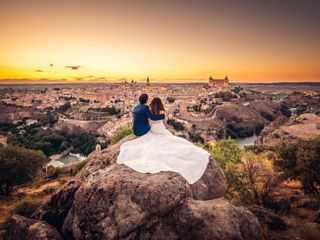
[65,65,81,70]
[34,69,43,72]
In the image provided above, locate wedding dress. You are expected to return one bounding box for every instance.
[117,120,210,184]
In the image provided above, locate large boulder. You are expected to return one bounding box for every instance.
[39,164,262,240]
[5,214,63,240]
[7,136,263,240]
[120,198,263,240]
[190,159,226,200]
[85,135,226,200]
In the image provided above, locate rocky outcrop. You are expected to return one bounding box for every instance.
[190,159,226,200]
[5,214,63,240]
[214,101,280,138]
[86,135,226,200]
[7,135,263,240]
[256,113,320,146]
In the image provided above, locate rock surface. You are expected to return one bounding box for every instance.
[256,113,320,146]
[86,135,226,200]
[7,135,263,240]
[5,214,63,240]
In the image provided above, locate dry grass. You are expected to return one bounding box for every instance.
[0,177,70,233]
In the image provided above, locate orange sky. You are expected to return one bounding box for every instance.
[0,0,319,83]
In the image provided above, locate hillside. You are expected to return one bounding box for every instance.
[256,113,320,146]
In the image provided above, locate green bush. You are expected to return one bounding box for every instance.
[57,102,71,113]
[274,137,320,194]
[58,177,68,185]
[32,177,47,188]
[0,145,47,195]
[111,126,132,145]
[7,128,97,156]
[73,159,89,175]
[48,167,61,179]
[12,197,42,218]
[167,119,185,131]
[167,97,175,103]
[188,132,204,144]
[214,91,236,102]
[210,138,244,198]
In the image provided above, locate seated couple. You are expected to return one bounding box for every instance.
[117,94,209,184]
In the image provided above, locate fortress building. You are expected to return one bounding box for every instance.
[208,75,229,87]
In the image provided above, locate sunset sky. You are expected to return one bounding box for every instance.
[0,0,319,83]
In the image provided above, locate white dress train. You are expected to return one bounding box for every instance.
[117,120,210,184]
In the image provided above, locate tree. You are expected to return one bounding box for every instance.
[240,151,281,206]
[71,132,98,155]
[167,97,175,103]
[167,119,185,131]
[210,138,243,198]
[274,137,320,194]
[0,145,47,195]
[58,102,71,113]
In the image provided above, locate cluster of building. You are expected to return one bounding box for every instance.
[0,76,231,139]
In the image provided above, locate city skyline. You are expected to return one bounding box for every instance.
[1,0,320,83]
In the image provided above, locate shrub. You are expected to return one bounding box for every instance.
[274,137,320,194]
[240,151,281,206]
[0,145,47,195]
[32,177,47,188]
[167,97,175,103]
[111,126,133,145]
[48,167,61,179]
[188,132,204,144]
[58,177,68,185]
[214,91,236,102]
[12,197,42,218]
[260,112,273,121]
[167,119,185,131]
[73,159,89,175]
[210,138,243,198]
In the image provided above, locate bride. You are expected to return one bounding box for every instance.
[117,97,209,184]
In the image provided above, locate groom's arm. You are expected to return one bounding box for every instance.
[145,107,165,121]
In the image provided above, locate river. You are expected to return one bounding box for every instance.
[235,135,257,147]
[47,153,86,168]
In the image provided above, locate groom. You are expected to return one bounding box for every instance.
[132,94,164,136]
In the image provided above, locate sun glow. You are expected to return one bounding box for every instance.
[0,0,319,82]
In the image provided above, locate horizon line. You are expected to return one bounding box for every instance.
[0,79,320,85]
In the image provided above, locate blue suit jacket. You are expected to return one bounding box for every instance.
[132,104,164,136]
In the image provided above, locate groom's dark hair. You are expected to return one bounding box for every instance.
[139,94,148,104]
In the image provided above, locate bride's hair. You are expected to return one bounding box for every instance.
[150,97,165,115]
